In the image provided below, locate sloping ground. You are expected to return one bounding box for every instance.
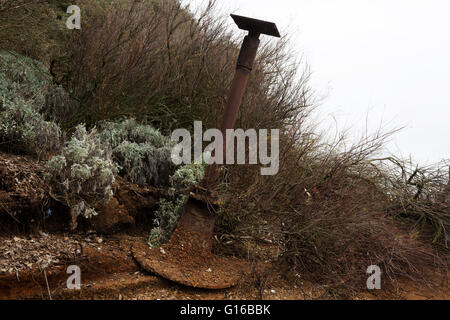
[0,232,448,300]
[0,151,448,300]
[0,234,139,299]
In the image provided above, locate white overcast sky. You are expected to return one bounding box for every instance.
[186,0,449,165]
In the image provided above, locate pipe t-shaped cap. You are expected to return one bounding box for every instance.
[231,14,281,38]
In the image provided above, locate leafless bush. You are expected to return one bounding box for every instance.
[57,0,311,134]
[374,158,450,248]
[216,123,447,296]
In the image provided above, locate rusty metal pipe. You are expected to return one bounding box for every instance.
[202,15,280,189]
[220,34,261,133]
[203,34,261,188]
[132,14,281,290]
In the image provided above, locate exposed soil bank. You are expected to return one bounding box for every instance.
[0,232,448,300]
[0,152,447,300]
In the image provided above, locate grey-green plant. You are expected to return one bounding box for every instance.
[0,91,61,157]
[0,51,76,157]
[45,124,118,229]
[0,51,51,110]
[99,118,176,186]
[148,159,207,247]
[0,51,74,119]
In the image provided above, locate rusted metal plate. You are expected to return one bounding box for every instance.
[132,242,241,290]
[132,198,241,289]
[231,14,281,37]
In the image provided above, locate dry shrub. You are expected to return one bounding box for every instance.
[377,158,450,249]
[217,124,448,296]
[0,0,71,65]
[2,0,311,135]
[52,0,310,134]
[45,125,118,230]
[58,0,228,129]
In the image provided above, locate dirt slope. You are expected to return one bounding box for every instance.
[0,152,447,300]
[0,232,448,300]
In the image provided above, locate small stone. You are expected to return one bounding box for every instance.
[206,268,212,273]
[160,248,166,254]
[270,289,276,294]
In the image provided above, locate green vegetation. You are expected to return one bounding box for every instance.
[45,124,118,229]
[98,119,175,186]
[0,0,447,296]
[0,51,62,157]
[149,161,207,247]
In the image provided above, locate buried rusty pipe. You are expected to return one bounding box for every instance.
[220,32,261,132]
[132,15,281,290]
[203,33,261,188]
[203,16,280,189]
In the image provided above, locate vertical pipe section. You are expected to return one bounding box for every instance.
[203,34,261,189]
[220,34,260,132]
